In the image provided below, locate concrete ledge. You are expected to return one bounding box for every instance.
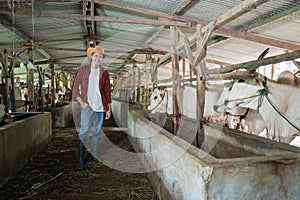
[128,110,300,200]
[0,112,52,188]
[45,103,74,127]
[111,99,142,128]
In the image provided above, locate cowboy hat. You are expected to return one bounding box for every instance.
[86,45,104,58]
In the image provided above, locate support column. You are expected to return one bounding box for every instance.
[170,26,180,135]
[0,50,9,108]
[49,63,55,106]
[195,24,207,147]
[27,48,35,111]
[9,55,16,111]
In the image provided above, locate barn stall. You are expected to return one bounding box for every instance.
[0,112,52,188]
[0,0,299,199]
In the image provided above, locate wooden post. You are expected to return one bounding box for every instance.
[137,68,141,103]
[9,54,16,111]
[132,65,136,103]
[27,48,35,111]
[170,26,180,135]
[0,49,9,108]
[37,66,43,110]
[182,58,186,84]
[47,84,50,107]
[195,24,206,147]
[49,63,55,106]
[189,63,193,85]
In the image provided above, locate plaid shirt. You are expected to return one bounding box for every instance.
[72,64,111,111]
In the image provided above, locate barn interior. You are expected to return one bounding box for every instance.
[0,0,299,199]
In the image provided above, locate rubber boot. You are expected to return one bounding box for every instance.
[90,136,100,163]
[77,140,85,169]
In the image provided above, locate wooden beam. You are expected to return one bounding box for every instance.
[0,17,29,40]
[0,50,10,106]
[174,0,199,15]
[193,18,217,67]
[243,4,300,31]
[0,10,192,27]
[292,60,300,71]
[214,27,300,51]
[95,0,194,23]
[27,48,35,111]
[205,71,256,81]
[9,55,16,111]
[206,59,231,66]
[206,49,300,75]
[156,0,270,69]
[195,24,206,147]
[0,16,53,59]
[188,0,270,44]
[142,0,197,49]
[49,63,55,106]
[0,37,88,49]
[177,28,194,66]
[170,26,180,135]
[91,0,96,37]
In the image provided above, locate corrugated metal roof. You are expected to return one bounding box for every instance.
[0,0,299,84]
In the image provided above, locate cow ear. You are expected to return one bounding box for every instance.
[160,93,164,99]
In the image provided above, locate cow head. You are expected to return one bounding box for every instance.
[224,81,264,110]
[148,88,168,114]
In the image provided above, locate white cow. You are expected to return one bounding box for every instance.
[224,78,300,144]
[148,84,226,124]
[277,70,297,85]
[213,85,267,136]
[148,88,172,115]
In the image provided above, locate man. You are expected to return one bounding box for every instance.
[72,45,112,169]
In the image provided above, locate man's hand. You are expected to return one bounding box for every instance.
[105,110,111,120]
[81,102,91,110]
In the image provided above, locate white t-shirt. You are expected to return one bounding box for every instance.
[87,68,104,111]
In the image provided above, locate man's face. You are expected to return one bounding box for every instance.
[92,52,103,66]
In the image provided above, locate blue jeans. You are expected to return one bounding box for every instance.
[79,108,105,142]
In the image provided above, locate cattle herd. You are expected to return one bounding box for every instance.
[148,70,300,147]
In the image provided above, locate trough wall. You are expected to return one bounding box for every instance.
[44,103,74,127]
[0,112,52,188]
[127,110,300,200]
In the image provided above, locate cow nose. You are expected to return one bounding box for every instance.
[224,99,229,106]
[213,105,218,111]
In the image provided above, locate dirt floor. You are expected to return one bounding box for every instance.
[0,117,158,200]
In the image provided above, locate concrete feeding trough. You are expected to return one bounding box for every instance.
[0,112,52,188]
[45,102,74,127]
[127,111,300,200]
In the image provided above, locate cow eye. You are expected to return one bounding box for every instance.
[154,96,158,100]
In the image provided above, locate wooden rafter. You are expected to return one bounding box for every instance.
[157,0,270,67]
[0,10,193,27]
[213,27,300,51]
[0,37,88,49]
[95,0,195,23]
[206,49,300,75]
[0,16,52,59]
[173,0,199,15]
